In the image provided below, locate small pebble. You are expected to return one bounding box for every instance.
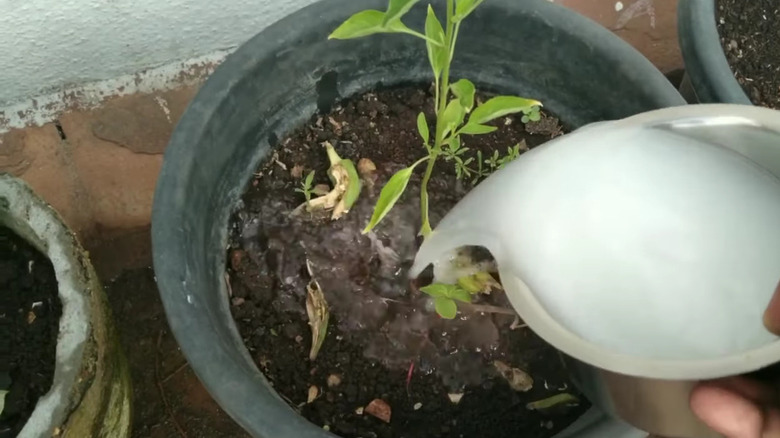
[448,393,464,404]
[365,398,392,423]
[413,402,423,411]
[327,374,342,388]
[307,385,319,404]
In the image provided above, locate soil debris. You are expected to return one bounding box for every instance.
[365,399,392,423]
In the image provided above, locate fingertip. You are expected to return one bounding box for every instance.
[691,383,763,438]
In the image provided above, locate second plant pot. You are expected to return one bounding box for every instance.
[152,0,685,437]
[677,0,751,104]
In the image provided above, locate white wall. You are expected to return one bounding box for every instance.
[0,0,317,128]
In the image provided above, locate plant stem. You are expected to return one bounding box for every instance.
[420,0,456,238]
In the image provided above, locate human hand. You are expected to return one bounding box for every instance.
[690,281,780,438]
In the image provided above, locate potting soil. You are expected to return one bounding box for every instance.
[227,86,587,438]
[717,0,780,108]
[0,226,61,437]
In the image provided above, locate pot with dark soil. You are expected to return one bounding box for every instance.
[0,174,132,438]
[678,0,780,106]
[151,0,684,437]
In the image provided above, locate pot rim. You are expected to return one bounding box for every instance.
[677,0,751,104]
[0,174,91,438]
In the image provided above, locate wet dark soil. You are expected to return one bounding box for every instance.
[0,227,61,437]
[717,0,780,108]
[227,86,587,438]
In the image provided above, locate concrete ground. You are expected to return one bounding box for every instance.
[0,1,681,436]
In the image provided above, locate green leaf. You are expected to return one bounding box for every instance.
[417,112,429,144]
[450,287,472,303]
[0,389,6,416]
[469,96,542,125]
[450,79,476,112]
[384,0,420,25]
[449,135,461,152]
[435,297,458,319]
[340,159,362,209]
[425,5,447,78]
[304,170,315,187]
[454,0,485,21]
[329,10,387,39]
[441,99,465,138]
[420,283,450,298]
[459,123,498,135]
[363,162,422,233]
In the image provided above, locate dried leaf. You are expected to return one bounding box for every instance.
[0,389,6,416]
[365,399,392,423]
[526,393,579,411]
[494,361,533,392]
[305,269,329,361]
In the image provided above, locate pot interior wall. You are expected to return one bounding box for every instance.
[152,0,683,436]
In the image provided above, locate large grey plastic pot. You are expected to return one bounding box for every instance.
[0,174,132,438]
[677,0,751,104]
[151,0,684,436]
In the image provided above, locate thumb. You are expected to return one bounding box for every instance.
[763,281,780,336]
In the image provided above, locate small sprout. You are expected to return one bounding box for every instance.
[305,261,329,361]
[526,393,580,411]
[494,361,533,392]
[521,105,542,124]
[448,393,464,404]
[365,398,392,423]
[420,283,471,319]
[307,385,319,403]
[327,374,342,388]
[295,170,316,204]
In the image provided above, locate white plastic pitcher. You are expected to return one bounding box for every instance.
[411,104,780,437]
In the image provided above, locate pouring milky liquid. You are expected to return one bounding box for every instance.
[411,104,780,381]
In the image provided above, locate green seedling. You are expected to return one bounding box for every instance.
[295,170,317,205]
[0,389,6,416]
[331,0,542,237]
[420,282,472,319]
